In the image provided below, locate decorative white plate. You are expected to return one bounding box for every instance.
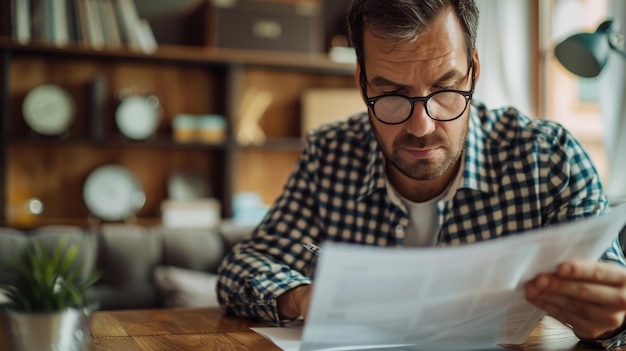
[83,165,146,221]
[115,95,161,140]
[22,84,75,135]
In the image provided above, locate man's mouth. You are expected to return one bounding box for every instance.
[404,147,438,159]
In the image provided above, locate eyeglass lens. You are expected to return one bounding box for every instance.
[373,91,468,123]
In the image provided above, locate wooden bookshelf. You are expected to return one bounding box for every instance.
[0,40,356,229]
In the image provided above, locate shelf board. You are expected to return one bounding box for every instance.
[8,135,307,151]
[2,217,164,230]
[0,39,356,75]
[7,135,231,150]
[236,137,305,151]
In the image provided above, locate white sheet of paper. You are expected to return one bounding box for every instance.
[253,204,626,351]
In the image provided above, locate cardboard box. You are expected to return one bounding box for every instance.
[185,0,323,53]
[301,88,365,135]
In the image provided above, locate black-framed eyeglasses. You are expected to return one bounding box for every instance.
[361,61,475,125]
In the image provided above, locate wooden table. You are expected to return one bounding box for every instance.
[2,307,626,350]
[88,308,626,351]
[90,307,277,351]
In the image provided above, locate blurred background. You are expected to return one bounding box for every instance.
[0,0,624,231]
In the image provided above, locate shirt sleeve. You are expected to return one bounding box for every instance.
[590,327,626,349]
[216,135,325,324]
[537,122,625,267]
[537,122,626,346]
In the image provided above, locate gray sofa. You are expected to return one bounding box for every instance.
[0,222,253,310]
[3,222,625,310]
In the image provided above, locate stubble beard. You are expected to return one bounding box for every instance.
[373,125,467,182]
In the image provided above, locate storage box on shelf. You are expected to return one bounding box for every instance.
[0,40,356,229]
[185,0,323,53]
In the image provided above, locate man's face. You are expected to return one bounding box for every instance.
[359,9,479,182]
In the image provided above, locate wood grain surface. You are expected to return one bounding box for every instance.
[3,306,625,350]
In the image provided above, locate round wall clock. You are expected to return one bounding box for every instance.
[115,95,162,140]
[22,84,75,136]
[83,164,147,221]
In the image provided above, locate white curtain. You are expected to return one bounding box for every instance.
[599,0,626,205]
[474,0,535,116]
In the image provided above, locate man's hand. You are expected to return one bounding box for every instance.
[277,284,313,320]
[525,259,626,340]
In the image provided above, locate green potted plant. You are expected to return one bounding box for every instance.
[0,236,99,351]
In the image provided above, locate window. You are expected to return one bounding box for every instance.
[541,0,609,182]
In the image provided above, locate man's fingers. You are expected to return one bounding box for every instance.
[558,260,626,285]
[533,297,624,339]
[532,275,626,308]
[526,260,626,339]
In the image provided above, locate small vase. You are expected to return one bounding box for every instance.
[2,308,91,351]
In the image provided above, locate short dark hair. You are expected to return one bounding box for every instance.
[348,0,479,67]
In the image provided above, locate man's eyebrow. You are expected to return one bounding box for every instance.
[369,76,410,89]
[368,68,467,88]
[436,69,466,84]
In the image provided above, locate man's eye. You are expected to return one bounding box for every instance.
[382,87,410,95]
[434,84,456,90]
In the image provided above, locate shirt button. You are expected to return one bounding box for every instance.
[394,225,405,235]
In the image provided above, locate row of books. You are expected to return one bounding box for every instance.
[2,0,157,53]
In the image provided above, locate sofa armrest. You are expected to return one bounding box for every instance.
[0,228,29,288]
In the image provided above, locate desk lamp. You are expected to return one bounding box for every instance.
[555,19,626,77]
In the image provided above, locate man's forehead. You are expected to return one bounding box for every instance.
[362,9,467,64]
[363,32,464,73]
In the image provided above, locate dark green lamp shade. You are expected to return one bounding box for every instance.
[555,32,610,78]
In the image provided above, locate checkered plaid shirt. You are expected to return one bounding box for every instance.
[217,101,626,325]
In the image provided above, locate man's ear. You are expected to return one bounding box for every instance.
[472,49,480,83]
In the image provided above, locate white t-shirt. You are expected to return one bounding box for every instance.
[400,193,442,247]
[385,159,464,247]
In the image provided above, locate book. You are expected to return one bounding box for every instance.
[115,0,141,49]
[86,74,109,140]
[13,0,32,43]
[73,0,89,45]
[84,0,105,49]
[1,0,11,39]
[30,0,42,42]
[134,18,157,54]
[50,0,69,46]
[98,0,122,47]
[40,0,51,43]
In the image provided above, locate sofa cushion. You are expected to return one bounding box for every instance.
[157,227,224,273]
[29,225,97,282]
[90,224,163,310]
[96,224,162,285]
[153,265,218,308]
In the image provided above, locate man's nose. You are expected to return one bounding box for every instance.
[405,102,436,137]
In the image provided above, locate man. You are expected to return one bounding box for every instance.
[217,0,626,347]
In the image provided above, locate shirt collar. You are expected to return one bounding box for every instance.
[357,131,387,200]
[461,102,501,194]
[358,102,500,201]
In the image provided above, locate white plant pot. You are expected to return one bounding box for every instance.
[2,308,91,351]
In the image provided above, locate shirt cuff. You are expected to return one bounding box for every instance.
[593,328,626,349]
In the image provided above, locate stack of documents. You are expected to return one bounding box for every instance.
[253,204,626,350]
